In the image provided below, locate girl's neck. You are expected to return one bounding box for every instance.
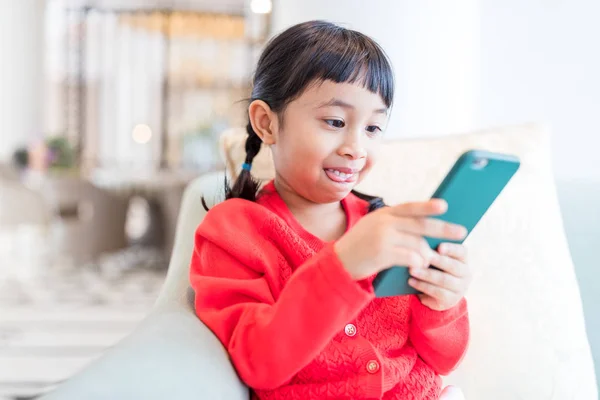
[273,176,347,242]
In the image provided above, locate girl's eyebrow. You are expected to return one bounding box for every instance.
[316,98,388,115]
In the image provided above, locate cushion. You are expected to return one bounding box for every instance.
[218,123,597,399]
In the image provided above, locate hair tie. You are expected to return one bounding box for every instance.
[242,162,252,171]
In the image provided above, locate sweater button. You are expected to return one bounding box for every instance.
[366,360,380,374]
[344,324,357,337]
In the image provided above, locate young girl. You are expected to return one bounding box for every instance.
[190,20,472,400]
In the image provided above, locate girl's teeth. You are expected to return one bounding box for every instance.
[328,169,352,179]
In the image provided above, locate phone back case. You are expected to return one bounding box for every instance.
[373,150,520,297]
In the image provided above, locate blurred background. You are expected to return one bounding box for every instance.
[0,0,598,398]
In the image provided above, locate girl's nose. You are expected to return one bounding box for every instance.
[338,135,367,160]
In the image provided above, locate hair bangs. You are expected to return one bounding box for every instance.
[303,29,395,108]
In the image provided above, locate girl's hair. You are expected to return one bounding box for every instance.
[206,20,393,213]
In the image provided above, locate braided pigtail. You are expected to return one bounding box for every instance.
[201,123,263,211]
[350,190,386,213]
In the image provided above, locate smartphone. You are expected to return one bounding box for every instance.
[372,149,521,298]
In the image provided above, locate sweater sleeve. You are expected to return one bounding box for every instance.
[190,228,374,390]
[408,295,470,375]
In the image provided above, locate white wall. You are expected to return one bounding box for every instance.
[272,0,600,181]
[479,0,600,181]
[272,0,481,140]
[0,0,45,162]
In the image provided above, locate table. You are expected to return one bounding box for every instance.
[89,168,202,259]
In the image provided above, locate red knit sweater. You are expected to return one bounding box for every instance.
[190,182,469,400]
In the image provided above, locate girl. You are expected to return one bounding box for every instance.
[190,20,472,400]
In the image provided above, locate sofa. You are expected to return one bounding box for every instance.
[40,123,598,399]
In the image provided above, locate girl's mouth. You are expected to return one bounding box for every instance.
[324,168,358,183]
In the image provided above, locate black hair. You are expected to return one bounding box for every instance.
[204,20,393,213]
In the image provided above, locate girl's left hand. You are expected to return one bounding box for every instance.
[408,243,473,311]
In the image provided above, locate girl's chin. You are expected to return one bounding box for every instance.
[320,176,358,200]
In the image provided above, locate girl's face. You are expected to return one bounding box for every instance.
[270,80,389,204]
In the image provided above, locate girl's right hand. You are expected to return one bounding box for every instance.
[334,199,468,281]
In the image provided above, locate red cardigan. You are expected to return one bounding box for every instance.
[190,182,469,400]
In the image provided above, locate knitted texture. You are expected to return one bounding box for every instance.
[190,181,469,400]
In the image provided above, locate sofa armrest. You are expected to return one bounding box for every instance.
[40,301,248,400]
[155,170,227,307]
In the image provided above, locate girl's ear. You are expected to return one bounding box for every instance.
[248,100,278,145]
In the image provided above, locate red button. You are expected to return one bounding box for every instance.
[344,324,357,337]
[366,360,380,374]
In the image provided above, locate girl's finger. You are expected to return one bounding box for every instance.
[391,247,426,271]
[408,278,457,301]
[393,217,467,242]
[389,230,434,267]
[438,242,468,262]
[409,264,463,293]
[387,199,448,218]
[429,253,466,278]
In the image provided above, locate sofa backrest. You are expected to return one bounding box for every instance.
[168,122,597,399]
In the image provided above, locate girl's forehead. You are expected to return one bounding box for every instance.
[296,80,388,112]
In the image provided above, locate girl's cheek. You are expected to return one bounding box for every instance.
[366,149,379,167]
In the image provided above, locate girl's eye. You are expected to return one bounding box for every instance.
[366,125,382,136]
[325,119,345,128]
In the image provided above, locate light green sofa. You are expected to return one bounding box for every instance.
[40,124,599,399]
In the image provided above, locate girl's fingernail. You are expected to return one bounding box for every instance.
[411,269,421,277]
[438,199,448,211]
[408,278,417,286]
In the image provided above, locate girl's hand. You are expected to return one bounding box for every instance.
[334,200,468,281]
[408,242,472,311]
